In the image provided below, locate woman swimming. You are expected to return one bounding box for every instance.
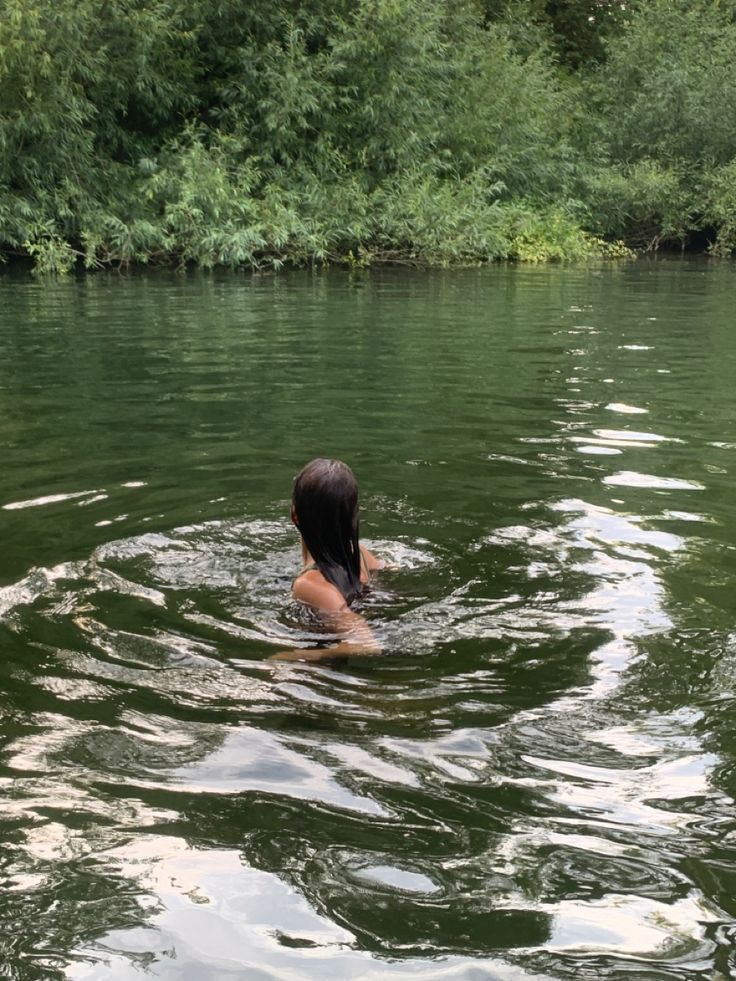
[272,458,384,661]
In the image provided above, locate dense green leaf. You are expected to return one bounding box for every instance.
[0,0,733,269]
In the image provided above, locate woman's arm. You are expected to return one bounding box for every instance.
[360,544,384,571]
[270,606,380,661]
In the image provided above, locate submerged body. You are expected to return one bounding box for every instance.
[272,458,384,661]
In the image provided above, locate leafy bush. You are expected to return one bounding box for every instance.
[579,159,694,248]
[2,0,734,270]
[590,0,736,167]
[701,161,736,256]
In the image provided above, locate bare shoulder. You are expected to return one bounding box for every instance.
[293,570,347,612]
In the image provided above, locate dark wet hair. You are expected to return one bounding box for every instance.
[292,458,362,604]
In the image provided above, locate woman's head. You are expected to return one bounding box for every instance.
[292,458,361,603]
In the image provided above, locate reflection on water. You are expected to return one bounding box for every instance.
[0,262,735,979]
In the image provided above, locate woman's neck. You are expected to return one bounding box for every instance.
[301,540,313,566]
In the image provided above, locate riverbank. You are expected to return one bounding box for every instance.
[2,183,633,274]
[3,1,735,273]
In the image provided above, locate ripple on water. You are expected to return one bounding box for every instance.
[541,893,718,957]
[603,472,705,491]
[574,445,622,455]
[351,861,441,895]
[605,403,649,415]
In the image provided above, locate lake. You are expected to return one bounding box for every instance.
[0,260,735,979]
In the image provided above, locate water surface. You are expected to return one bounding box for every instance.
[1,261,735,979]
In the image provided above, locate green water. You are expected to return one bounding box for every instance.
[1,261,735,979]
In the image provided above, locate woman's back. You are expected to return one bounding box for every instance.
[293,543,381,612]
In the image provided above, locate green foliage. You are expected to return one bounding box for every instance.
[483,0,626,66]
[590,0,736,167]
[24,235,77,275]
[573,0,736,251]
[580,160,695,248]
[441,24,576,198]
[0,0,191,265]
[701,161,736,256]
[1,0,735,270]
[505,205,604,262]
